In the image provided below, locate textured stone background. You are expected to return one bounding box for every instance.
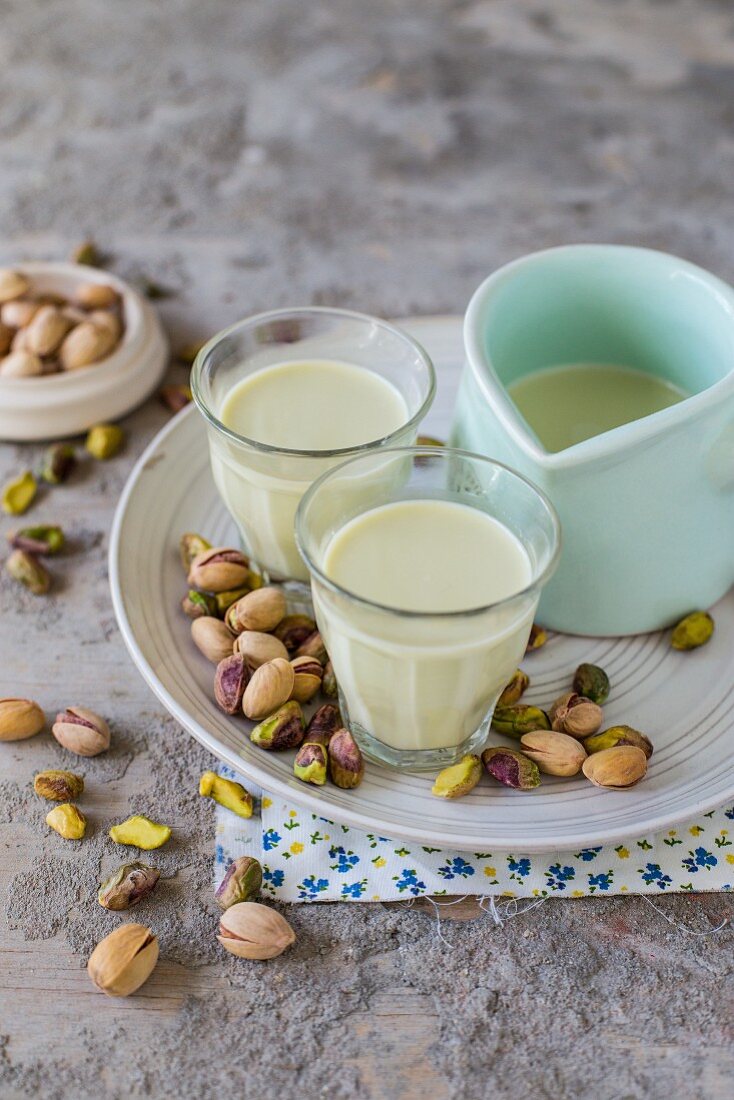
[1,1,734,1097]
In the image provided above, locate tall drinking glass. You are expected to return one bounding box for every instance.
[191,308,435,584]
[296,447,561,771]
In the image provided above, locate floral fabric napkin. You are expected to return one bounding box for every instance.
[215,766,734,902]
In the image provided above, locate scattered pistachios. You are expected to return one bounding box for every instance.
[215,856,262,909]
[199,771,254,818]
[431,754,482,799]
[671,611,714,651]
[87,924,159,997]
[98,862,160,911]
[109,814,172,850]
[0,269,124,377]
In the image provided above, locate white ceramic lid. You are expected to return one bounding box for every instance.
[0,261,168,441]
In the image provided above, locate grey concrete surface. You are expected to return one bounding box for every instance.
[1,1,734,1097]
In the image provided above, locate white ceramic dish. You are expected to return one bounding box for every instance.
[0,262,168,441]
[110,316,734,851]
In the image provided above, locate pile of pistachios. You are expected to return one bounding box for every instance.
[0,267,126,378]
[433,607,714,800]
[179,533,365,791]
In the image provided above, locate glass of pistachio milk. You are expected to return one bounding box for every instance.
[192,309,436,584]
[296,447,560,770]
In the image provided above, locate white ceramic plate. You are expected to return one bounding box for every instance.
[110,316,734,851]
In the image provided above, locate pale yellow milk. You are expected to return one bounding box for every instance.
[316,499,534,753]
[213,359,409,579]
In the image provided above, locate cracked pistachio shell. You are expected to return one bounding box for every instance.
[46,803,86,840]
[498,669,530,707]
[199,771,254,818]
[215,856,263,910]
[109,814,172,850]
[572,663,610,705]
[87,924,159,996]
[250,700,305,751]
[218,901,295,960]
[34,769,84,801]
[304,704,342,747]
[551,695,603,738]
[243,658,295,720]
[671,611,714,651]
[0,697,45,741]
[289,655,323,703]
[234,630,289,668]
[273,614,316,653]
[179,532,212,572]
[431,754,482,799]
[482,746,541,790]
[582,745,647,789]
[229,586,287,633]
[181,589,219,620]
[491,704,550,738]
[98,862,160,911]
[294,741,328,785]
[187,547,250,592]
[191,616,236,663]
[328,728,365,789]
[519,730,587,777]
[52,706,110,756]
[584,725,653,759]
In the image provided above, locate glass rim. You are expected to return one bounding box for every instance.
[295,445,562,620]
[190,306,437,459]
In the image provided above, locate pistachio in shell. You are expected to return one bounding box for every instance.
[191,616,236,664]
[525,623,547,653]
[550,693,603,738]
[519,730,587,777]
[273,614,317,653]
[304,703,342,747]
[328,727,364,789]
[213,653,250,715]
[582,745,648,789]
[87,924,159,996]
[187,547,250,593]
[217,901,295,960]
[179,532,212,572]
[250,700,305,751]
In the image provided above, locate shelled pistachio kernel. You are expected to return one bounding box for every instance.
[1,470,37,515]
[328,728,365,789]
[6,549,50,595]
[294,741,328,785]
[584,725,653,759]
[671,611,714,651]
[86,423,125,459]
[497,669,529,707]
[41,443,76,484]
[572,663,610,705]
[98,862,160,911]
[525,623,547,653]
[181,589,219,620]
[215,856,262,909]
[9,525,64,555]
[199,771,254,818]
[482,746,540,790]
[490,704,550,738]
[250,700,305,750]
[46,803,87,840]
[431,754,482,799]
[109,815,172,850]
[179,532,212,572]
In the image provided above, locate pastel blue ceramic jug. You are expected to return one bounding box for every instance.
[452,245,734,635]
